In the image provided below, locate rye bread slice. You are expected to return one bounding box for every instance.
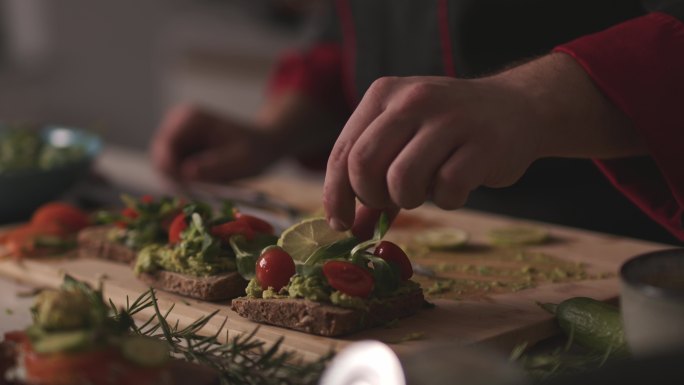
[231,288,425,336]
[138,270,247,302]
[77,225,137,263]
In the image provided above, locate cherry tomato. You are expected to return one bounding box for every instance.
[210,220,255,241]
[31,202,90,234]
[322,261,374,298]
[115,207,139,229]
[256,246,295,291]
[168,213,188,244]
[235,213,274,235]
[4,330,28,344]
[2,223,67,258]
[374,241,413,280]
[23,345,165,385]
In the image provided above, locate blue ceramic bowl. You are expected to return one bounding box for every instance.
[0,126,101,222]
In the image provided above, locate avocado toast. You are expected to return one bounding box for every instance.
[231,216,426,336]
[133,201,278,301]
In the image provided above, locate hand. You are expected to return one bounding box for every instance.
[151,105,281,182]
[324,75,541,230]
[324,54,642,230]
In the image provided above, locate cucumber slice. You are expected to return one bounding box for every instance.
[412,228,469,250]
[33,330,92,354]
[488,226,548,246]
[121,336,170,367]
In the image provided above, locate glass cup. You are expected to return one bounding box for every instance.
[620,248,684,356]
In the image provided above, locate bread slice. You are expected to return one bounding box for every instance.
[231,288,425,336]
[138,270,247,302]
[77,225,136,263]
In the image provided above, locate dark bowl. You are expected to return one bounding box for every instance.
[0,126,101,222]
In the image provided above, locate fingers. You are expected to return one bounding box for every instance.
[386,123,463,209]
[347,112,418,209]
[324,78,395,230]
[179,141,257,182]
[431,144,485,210]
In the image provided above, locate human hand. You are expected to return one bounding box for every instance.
[324,54,642,231]
[151,105,281,182]
[323,75,541,230]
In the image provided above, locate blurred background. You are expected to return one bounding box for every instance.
[0,0,313,150]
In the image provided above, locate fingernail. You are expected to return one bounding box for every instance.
[328,217,348,231]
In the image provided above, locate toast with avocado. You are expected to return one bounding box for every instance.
[78,195,185,263]
[131,201,278,301]
[231,216,426,336]
[80,195,278,301]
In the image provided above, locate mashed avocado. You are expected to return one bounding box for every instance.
[33,289,93,331]
[245,278,263,297]
[134,214,236,276]
[330,291,367,309]
[135,243,235,277]
[287,275,330,302]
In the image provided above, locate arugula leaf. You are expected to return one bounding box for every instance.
[367,255,400,297]
[351,211,391,256]
[304,237,358,266]
[295,264,323,278]
[229,234,279,279]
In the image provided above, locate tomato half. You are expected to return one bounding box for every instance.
[256,246,295,291]
[235,213,274,235]
[210,220,255,241]
[31,202,90,233]
[322,261,374,298]
[168,214,188,244]
[374,241,413,280]
[23,346,165,385]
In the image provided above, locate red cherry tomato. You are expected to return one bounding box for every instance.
[374,241,413,280]
[322,261,374,298]
[255,246,295,291]
[31,202,90,234]
[235,213,274,235]
[168,213,188,244]
[22,345,165,385]
[210,220,255,241]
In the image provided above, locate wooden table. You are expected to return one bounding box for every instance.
[0,146,673,361]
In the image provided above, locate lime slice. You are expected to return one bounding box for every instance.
[488,226,548,246]
[277,217,351,262]
[412,227,469,250]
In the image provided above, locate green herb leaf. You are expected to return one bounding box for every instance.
[229,234,279,279]
[367,255,400,297]
[304,237,358,266]
[350,211,391,256]
[295,264,323,278]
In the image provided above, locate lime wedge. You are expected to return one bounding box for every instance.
[412,227,469,250]
[277,217,351,262]
[488,226,548,246]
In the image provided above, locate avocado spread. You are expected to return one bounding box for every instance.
[33,289,93,331]
[135,243,235,277]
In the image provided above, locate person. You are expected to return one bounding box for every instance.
[151,0,684,243]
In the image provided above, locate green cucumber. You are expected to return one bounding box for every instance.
[121,336,170,367]
[542,297,628,355]
[32,330,93,354]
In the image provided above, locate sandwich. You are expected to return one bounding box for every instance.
[131,200,278,301]
[231,216,426,336]
[0,276,219,385]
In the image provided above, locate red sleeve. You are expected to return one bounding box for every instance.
[554,12,684,241]
[268,42,350,117]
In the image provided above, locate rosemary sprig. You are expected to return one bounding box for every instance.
[113,289,332,385]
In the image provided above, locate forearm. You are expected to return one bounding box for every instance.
[489,53,648,160]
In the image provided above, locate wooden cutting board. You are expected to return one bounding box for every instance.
[0,176,671,361]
